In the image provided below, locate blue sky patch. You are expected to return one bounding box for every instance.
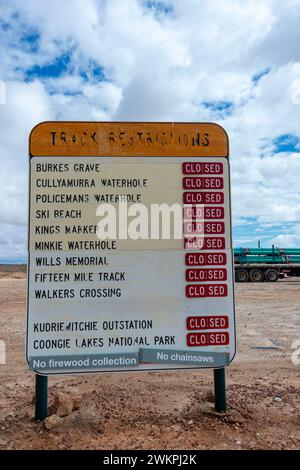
[0,21,10,32]
[21,31,40,53]
[252,67,270,83]
[232,220,293,247]
[144,1,173,16]
[273,134,300,153]
[202,100,234,116]
[233,221,263,247]
[80,63,106,82]
[25,53,72,80]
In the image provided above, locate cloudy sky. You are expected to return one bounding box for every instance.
[0,0,300,259]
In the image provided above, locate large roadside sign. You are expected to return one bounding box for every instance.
[27,122,236,374]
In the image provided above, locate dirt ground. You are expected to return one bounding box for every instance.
[0,273,299,450]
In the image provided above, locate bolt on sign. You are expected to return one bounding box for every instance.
[27,122,236,374]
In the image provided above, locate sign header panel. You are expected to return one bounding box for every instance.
[29,122,229,157]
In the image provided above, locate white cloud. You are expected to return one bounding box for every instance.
[269,228,300,248]
[0,80,53,255]
[1,0,300,255]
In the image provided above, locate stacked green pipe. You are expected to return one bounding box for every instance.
[234,248,300,256]
[234,247,300,265]
[235,255,300,264]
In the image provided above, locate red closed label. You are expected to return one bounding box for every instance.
[182,162,223,175]
[183,222,225,235]
[183,206,224,220]
[187,332,229,346]
[184,237,225,250]
[186,284,228,298]
[187,316,229,330]
[186,268,227,282]
[183,177,223,190]
[185,252,227,266]
[183,192,224,205]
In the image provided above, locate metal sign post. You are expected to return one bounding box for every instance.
[35,374,48,421]
[214,367,226,412]
[27,122,235,419]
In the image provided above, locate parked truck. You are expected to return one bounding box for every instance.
[234,247,300,282]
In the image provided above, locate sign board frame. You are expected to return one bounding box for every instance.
[27,121,236,376]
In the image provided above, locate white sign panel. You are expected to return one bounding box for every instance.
[27,127,235,375]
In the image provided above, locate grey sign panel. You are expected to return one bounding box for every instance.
[139,349,229,367]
